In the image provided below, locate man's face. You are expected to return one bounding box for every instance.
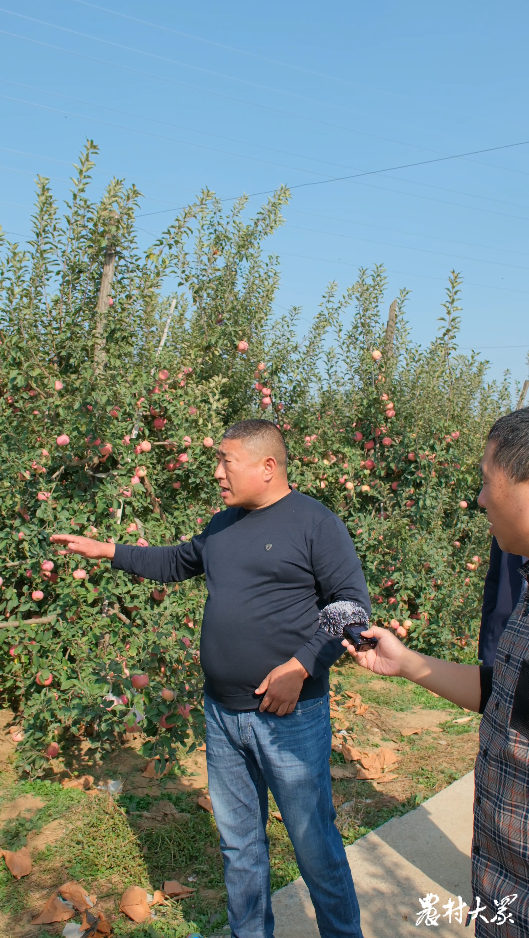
[214,438,276,509]
[478,440,529,555]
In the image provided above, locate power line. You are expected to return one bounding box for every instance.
[279,252,529,296]
[3,80,528,222]
[0,24,451,156]
[0,7,454,153]
[284,223,529,272]
[137,139,529,217]
[67,0,529,142]
[3,22,529,190]
[0,78,372,176]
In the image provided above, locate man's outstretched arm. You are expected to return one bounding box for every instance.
[342,625,482,712]
[49,531,207,583]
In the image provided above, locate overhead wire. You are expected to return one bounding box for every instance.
[3,20,529,191]
[0,7,476,152]
[2,80,528,219]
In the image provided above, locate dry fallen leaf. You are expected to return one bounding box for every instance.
[453,716,473,724]
[378,747,399,767]
[271,810,283,822]
[59,880,96,911]
[79,909,113,936]
[32,892,76,924]
[150,889,166,906]
[119,885,152,923]
[355,704,369,716]
[197,742,206,751]
[2,846,32,879]
[62,775,94,791]
[197,794,214,814]
[376,773,399,783]
[330,764,357,780]
[331,735,344,752]
[163,879,195,899]
[356,765,382,780]
[400,727,423,736]
[342,743,363,762]
[142,759,174,779]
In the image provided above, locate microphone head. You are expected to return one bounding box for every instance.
[318,600,370,637]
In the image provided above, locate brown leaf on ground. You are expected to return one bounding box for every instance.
[80,909,113,936]
[58,880,96,911]
[163,879,195,899]
[331,735,344,752]
[345,693,362,708]
[355,704,369,716]
[142,759,174,779]
[342,743,363,762]
[197,742,206,751]
[197,794,214,813]
[356,765,382,780]
[400,727,423,736]
[271,810,283,822]
[378,747,399,767]
[376,772,399,783]
[1,846,32,879]
[330,764,357,779]
[150,890,166,906]
[62,775,94,791]
[31,892,76,924]
[119,886,152,923]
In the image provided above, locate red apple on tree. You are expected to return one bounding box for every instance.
[131,673,149,689]
[36,672,53,686]
[46,742,59,758]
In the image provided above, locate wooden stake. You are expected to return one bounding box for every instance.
[94,248,117,376]
[516,379,529,410]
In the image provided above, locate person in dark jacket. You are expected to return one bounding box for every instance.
[51,419,370,938]
[478,537,526,666]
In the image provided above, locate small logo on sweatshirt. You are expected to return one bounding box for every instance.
[265,543,272,551]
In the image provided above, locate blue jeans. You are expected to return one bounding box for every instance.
[205,693,363,938]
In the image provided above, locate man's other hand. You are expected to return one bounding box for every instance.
[255,657,309,716]
[50,534,116,561]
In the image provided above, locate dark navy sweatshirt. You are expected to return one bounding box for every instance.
[112,489,370,710]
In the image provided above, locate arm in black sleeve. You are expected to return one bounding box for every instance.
[478,537,501,660]
[294,514,371,679]
[479,666,493,714]
[112,527,208,583]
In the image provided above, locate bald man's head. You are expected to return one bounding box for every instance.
[222,420,288,471]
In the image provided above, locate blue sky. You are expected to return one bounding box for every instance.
[1,0,528,391]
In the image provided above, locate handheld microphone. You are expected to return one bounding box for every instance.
[318,600,378,651]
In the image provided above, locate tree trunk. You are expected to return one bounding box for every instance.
[94,248,116,375]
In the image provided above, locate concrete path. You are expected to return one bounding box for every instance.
[272,771,475,937]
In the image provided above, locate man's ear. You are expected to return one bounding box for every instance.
[263,455,277,480]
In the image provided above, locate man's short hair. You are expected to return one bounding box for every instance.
[222,420,288,469]
[488,407,529,482]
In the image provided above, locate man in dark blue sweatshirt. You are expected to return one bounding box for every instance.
[51,419,370,938]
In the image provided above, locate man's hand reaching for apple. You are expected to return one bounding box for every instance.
[50,533,116,561]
